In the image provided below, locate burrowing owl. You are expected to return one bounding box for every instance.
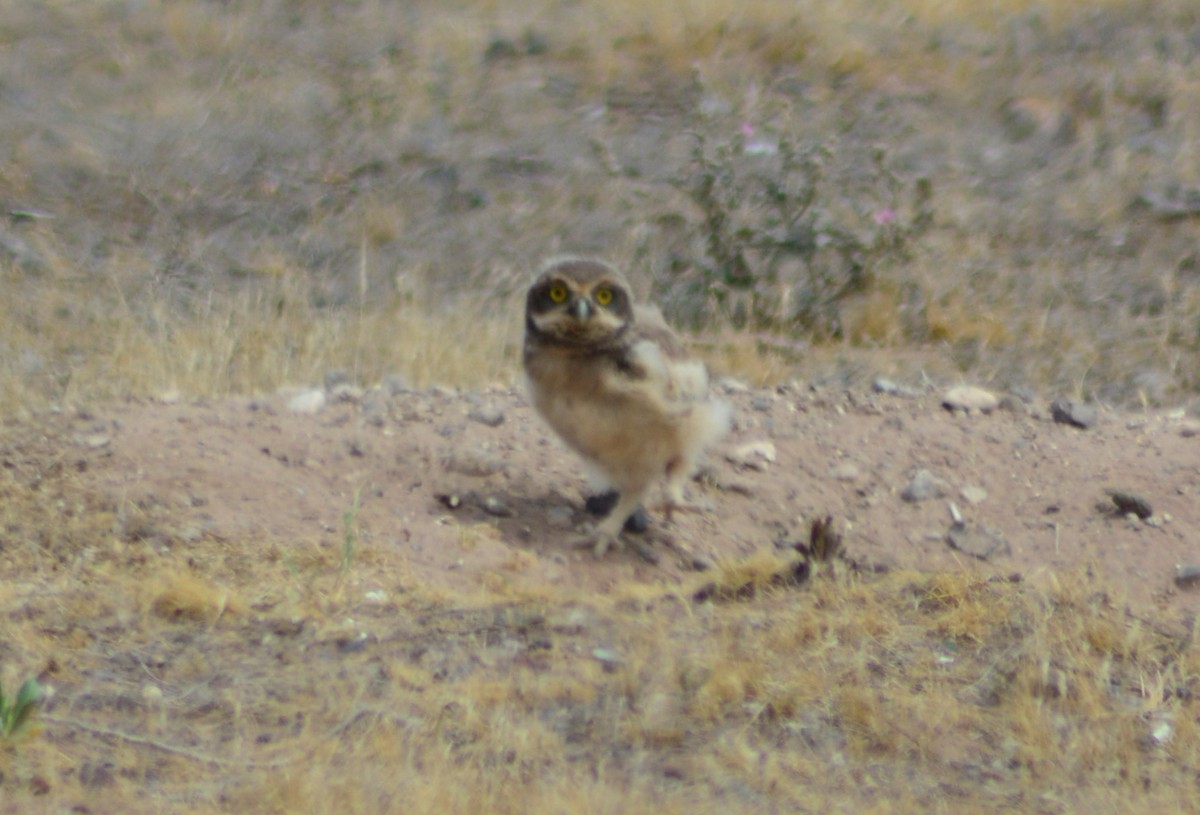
[523,256,731,556]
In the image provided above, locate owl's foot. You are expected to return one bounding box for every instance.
[649,497,714,522]
[571,527,622,557]
[585,491,650,534]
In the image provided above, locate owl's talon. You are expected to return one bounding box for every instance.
[650,498,714,522]
[571,529,622,557]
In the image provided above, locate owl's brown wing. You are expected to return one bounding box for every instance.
[630,305,689,358]
[603,309,712,411]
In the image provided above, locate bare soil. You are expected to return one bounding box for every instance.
[10,380,1197,615]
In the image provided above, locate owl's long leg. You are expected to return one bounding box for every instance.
[650,456,712,521]
[573,484,651,557]
[585,491,650,533]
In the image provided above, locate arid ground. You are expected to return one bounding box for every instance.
[2,1,1200,813]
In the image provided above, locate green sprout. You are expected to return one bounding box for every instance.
[0,677,42,740]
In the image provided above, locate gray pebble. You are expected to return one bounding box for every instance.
[287,389,326,414]
[482,495,513,517]
[831,462,861,482]
[441,449,505,477]
[947,526,1009,560]
[942,385,999,414]
[960,485,989,505]
[591,647,623,671]
[902,469,949,502]
[1051,399,1097,429]
[329,383,363,404]
[872,377,899,395]
[382,373,410,396]
[361,388,389,415]
[1107,490,1153,519]
[1175,565,1200,587]
[468,404,506,427]
[324,369,352,391]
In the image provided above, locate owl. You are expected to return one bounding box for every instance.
[523,256,731,556]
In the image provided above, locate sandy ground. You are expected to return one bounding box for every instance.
[11,377,1198,620]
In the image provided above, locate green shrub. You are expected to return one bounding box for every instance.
[670,130,933,337]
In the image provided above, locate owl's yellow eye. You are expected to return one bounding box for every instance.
[548,285,568,303]
[594,288,613,306]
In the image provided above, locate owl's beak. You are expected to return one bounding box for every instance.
[571,299,592,320]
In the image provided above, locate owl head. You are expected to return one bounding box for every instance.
[525,257,634,348]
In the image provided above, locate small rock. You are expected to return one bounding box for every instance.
[750,397,773,412]
[1174,565,1200,587]
[362,388,389,416]
[1148,716,1174,747]
[997,395,1028,415]
[830,462,860,482]
[1179,421,1200,438]
[329,383,363,404]
[631,541,660,564]
[441,449,505,477]
[382,373,410,396]
[338,631,371,653]
[287,389,326,414]
[942,385,999,414]
[947,526,1009,560]
[1107,490,1153,519]
[591,647,623,672]
[960,485,989,506]
[1050,399,1097,429]
[727,441,776,471]
[324,369,352,391]
[902,469,949,502]
[547,506,575,529]
[468,404,505,427]
[872,377,899,395]
[719,378,750,394]
[363,590,389,604]
[81,433,111,449]
[178,525,203,543]
[482,495,513,517]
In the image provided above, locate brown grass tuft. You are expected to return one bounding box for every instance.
[147,572,240,623]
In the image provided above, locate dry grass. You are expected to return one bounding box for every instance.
[3,0,1200,811]
[3,0,1200,408]
[2,442,1197,813]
